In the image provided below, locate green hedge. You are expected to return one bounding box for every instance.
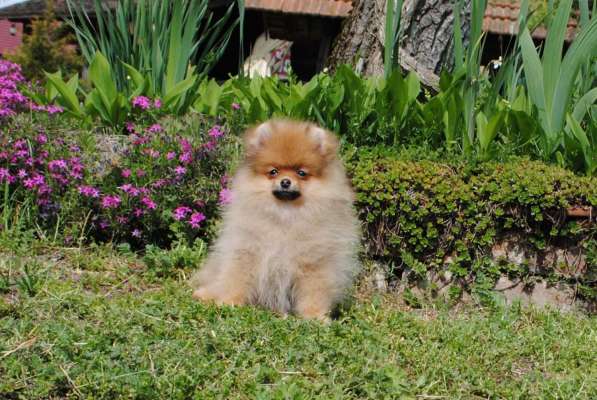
[348,149,596,300]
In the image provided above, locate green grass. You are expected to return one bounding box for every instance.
[1,247,596,399]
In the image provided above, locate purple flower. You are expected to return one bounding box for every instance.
[189,212,206,229]
[179,152,193,165]
[174,166,186,176]
[141,196,157,210]
[132,229,142,238]
[48,159,67,171]
[232,102,241,110]
[147,124,162,133]
[99,220,110,229]
[121,169,132,178]
[143,148,160,158]
[17,169,27,179]
[117,216,129,224]
[0,167,10,182]
[203,140,216,152]
[13,139,27,150]
[179,138,192,153]
[218,188,233,205]
[23,174,44,189]
[208,125,224,139]
[78,185,100,198]
[154,98,162,109]
[166,151,176,160]
[36,133,48,144]
[133,208,144,217]
[173,206,192,221]
[151,179,167,189]
[136,169,146,177]
[118,184,140,197]
[126,122,136,133]
[45,105,63,114]
[132,96,151,110]
[101,195,121,209]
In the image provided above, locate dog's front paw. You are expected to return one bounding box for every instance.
[192,287,214,302]
[192,287,245,307]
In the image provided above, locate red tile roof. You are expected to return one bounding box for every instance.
[484,1,578,40]
[245,0,352,18]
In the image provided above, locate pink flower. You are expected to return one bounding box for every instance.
[118,184,140,197]
[153,98,162,109]
[36,133,48,144]
[0,167,10,182]
[189,212,206,229]
[141,196,157,210]
[133,208,144,217]
[17,169,27,179]
[126,122,136,133]
[121,169,132,178]
[117,216,128,224]
[147,123,162,133]
[208,125,224,139]
[101,195,121,209]
[45,105,63,114]
[166,151,176,160]
[78,185,100,198]
[173,206,192,221]
[132,96,151,110]
[132,229,142,238]
[48,159,67,171]
[23,174,44,189]
[203,140,216,151]
[146,149,160,158]
[179,138,192,153]
[232,102,241,110]
[151,179,167,188]
[136,169,146,177]
[174,166,186,176]
[218,188,233,205]
[179,152,193,165]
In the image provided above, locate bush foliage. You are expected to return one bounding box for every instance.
[5,0,82,82]
[349,148,596,296]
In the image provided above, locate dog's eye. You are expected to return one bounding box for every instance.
[269,168,278,176]
[297,169,307,177]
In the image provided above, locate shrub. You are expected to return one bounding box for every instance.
[5,0,82,82]
[0,60,63,118]
[348,148,596,295]
[0,114,238,248]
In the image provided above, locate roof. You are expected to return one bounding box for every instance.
[0,0,579,39]
[0,0,115,19]
[245,0,352,18]
[484,1,578,40]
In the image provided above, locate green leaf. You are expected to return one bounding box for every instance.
[44,71,83,117]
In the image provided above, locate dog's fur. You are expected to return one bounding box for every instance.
[190,119,360,320]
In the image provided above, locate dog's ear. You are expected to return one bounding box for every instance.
[309,126,339,160]
[244,121,272,155]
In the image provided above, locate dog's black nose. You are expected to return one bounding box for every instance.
[280,179,291,189]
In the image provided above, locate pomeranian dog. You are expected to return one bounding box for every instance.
[190,119,360,321]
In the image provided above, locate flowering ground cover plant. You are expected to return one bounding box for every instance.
[0,60,63,118]
[1,113,237,249]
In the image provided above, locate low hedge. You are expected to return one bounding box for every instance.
[348,148,596,300]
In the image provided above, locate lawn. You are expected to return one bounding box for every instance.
[1,247,595,399]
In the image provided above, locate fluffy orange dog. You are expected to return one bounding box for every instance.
[190,119,360,321]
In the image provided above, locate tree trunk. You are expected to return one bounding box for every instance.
[327,0,472,90]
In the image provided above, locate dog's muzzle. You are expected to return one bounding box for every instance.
[272,189,301,201]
